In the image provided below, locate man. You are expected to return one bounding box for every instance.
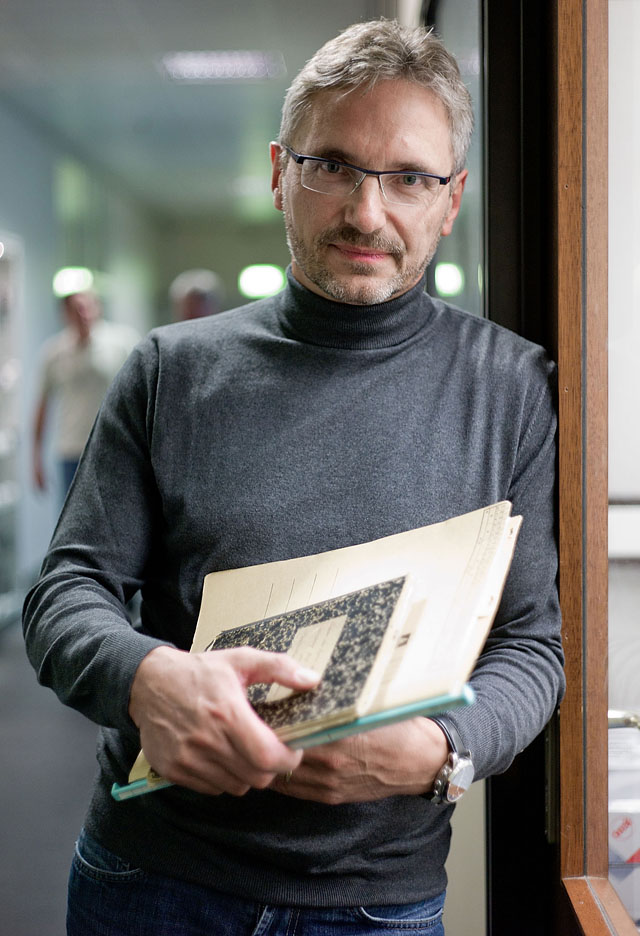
[169,268,226,321]
[23,19,564,936]
[32,289,139,497]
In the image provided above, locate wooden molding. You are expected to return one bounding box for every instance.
[583,0,609,880]
[555,0,610,899]
[564,879,638,936]
[555,0,587,881]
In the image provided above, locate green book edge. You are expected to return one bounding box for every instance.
[110,684,475,802]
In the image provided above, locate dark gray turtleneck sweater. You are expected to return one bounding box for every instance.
[23,271,564,906]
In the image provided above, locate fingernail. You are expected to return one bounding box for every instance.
[296,666,321,682]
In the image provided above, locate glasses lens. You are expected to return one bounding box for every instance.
[300,160,360,196]
[381,173,442,207]
[296,155,446,208]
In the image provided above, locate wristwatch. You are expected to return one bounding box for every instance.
[426,717,475,805]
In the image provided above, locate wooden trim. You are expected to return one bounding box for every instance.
[555,0,587,882]
[483,1,613,929]
[583,0,609,880]
[589,879,640,935]
[555,0,614,928]
[563,878,639,936]
[483,0,614,929]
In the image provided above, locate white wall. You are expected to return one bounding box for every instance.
[609,0,640,503]
[443,781,486,935]
[608,12,640,930]
[608,0,640,708]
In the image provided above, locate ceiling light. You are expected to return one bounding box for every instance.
[160,51,286,83]
[434,263,465,297]
[238,265,285,298]
[52,267,94,297]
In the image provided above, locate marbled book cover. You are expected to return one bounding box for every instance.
[208,576,408,739]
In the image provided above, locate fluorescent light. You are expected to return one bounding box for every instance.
[161,51,286,83]
[52,267,94,297]
[434,262,465,297]
[238,264,285,298]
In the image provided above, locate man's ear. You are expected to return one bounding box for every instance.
[441,169,468,237]
[270,141,284,211]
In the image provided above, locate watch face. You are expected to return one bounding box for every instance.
[445,757,475,802]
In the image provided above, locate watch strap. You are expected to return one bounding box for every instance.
[429,717,468,757]
[426,717,474,805]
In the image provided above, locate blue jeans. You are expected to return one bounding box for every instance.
[67,829,446,936]
[61,458,80,497]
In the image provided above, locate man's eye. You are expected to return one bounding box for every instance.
[399,173,421,187]
[319,161,344,175]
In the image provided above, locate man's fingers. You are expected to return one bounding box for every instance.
[130,645,316,796]
[223,647,321,693]
[214,647,319,773]
[222,683,305,775]
[157,749,251,797]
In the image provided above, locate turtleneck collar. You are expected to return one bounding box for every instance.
[276,267,433,350]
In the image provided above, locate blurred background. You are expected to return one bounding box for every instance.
[0,1,486,934]
[0,0,482,600]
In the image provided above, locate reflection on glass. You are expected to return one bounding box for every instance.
[426,5,483,318]
[428,8,486,936]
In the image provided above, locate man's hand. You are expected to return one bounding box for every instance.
[271,717,449,804]
[128,645,320,796]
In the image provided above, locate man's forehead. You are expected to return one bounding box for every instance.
[292,80,453,167]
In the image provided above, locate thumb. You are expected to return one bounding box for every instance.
[226,647,321,692]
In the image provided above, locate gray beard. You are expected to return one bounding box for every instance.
[281,194,443,305]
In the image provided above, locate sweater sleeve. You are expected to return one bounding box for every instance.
[22,336,172,731]
[437,362,565,780]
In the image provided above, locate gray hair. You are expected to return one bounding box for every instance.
[279,19,473,174]
[169,269,225,320]
[169,269,224,304]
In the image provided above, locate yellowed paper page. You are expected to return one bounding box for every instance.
[126,503,519,787]
[190,502,518,707]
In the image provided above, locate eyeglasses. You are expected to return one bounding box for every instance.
[282,144,451,208]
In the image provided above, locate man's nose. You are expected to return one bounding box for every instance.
[343,175,387,233]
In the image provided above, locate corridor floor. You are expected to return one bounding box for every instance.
[0,620,97,936]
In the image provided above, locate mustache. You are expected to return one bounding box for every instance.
[315,226,404,258]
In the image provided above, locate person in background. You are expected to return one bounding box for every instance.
[169,268,226,321]
[23,19,564,936]
[32,290,139,497]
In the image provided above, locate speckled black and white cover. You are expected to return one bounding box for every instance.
[208,576,408,741]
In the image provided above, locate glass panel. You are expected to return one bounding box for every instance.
[425,1,484,319]
[425,4,486,935]
[608,1,640,929]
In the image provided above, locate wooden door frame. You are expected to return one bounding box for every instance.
[485,0,636,931]
[551,0,633,929]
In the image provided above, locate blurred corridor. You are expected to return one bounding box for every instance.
[0,619,97,935]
